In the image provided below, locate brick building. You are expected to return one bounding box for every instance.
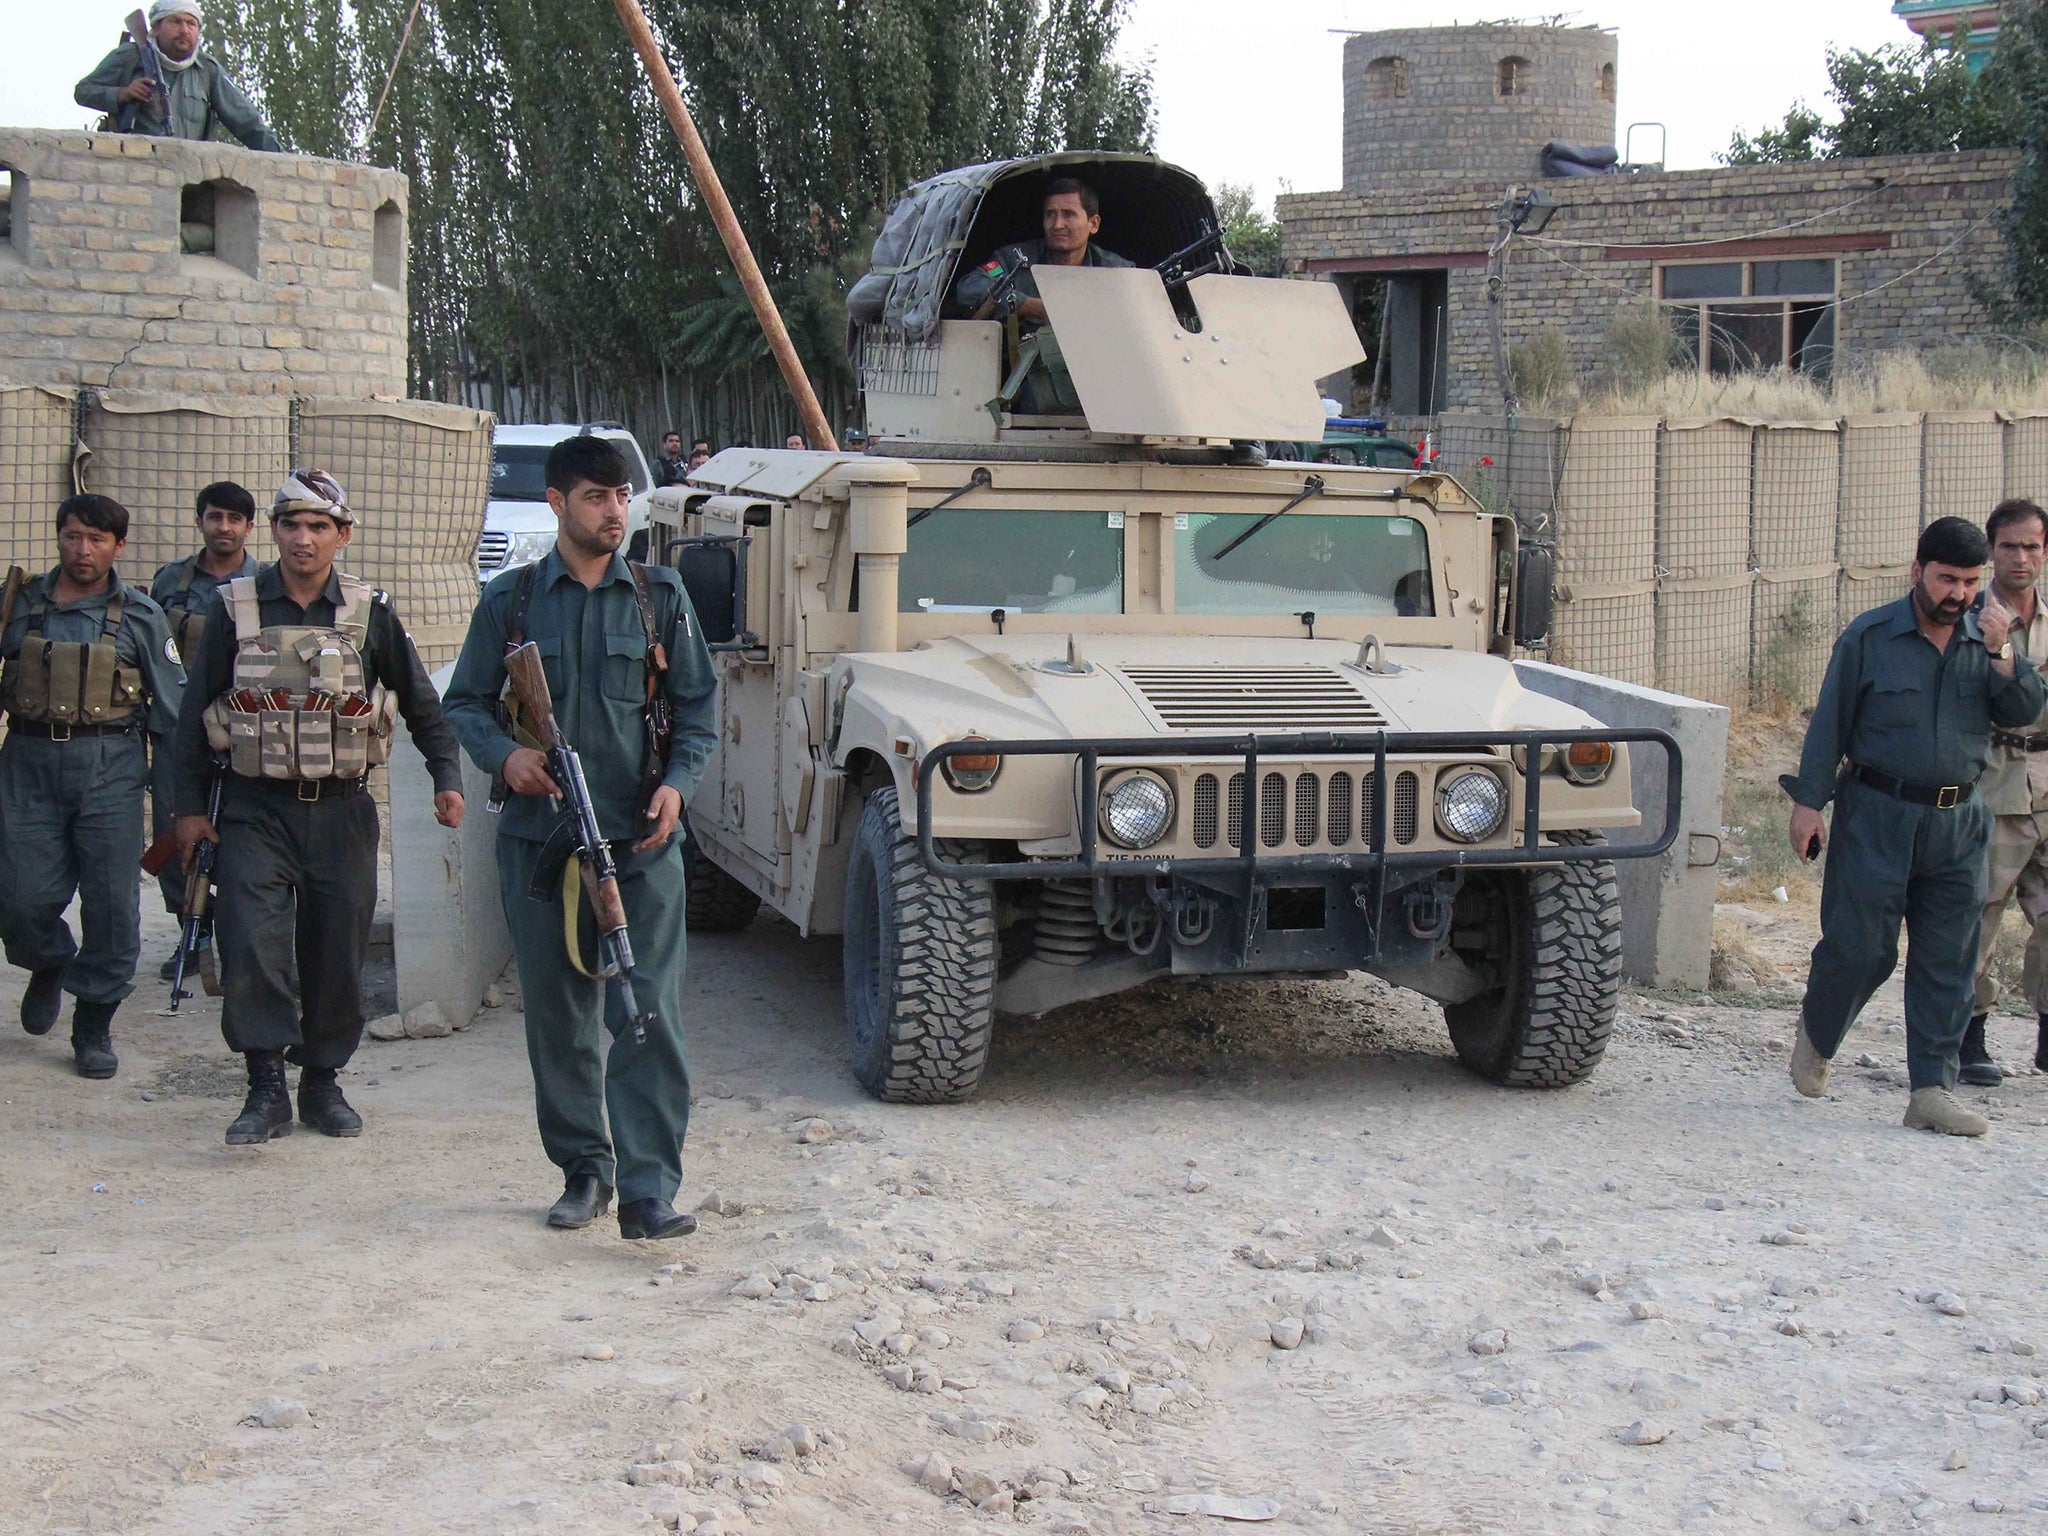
[1280,23,2016,414]
[0,127,407,398]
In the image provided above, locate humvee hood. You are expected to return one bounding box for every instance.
[834,635,1608,747]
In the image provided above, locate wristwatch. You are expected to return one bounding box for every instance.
[2000,640,2015,660]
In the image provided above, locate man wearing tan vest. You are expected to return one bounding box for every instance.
[1,494,184,1078]
[172,470,465,1144]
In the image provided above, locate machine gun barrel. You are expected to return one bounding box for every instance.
[118,9,170,134]
[161,756,225,1013]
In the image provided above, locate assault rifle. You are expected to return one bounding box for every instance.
[116,10,171,135]
[141,753,226,1013]
[504,642,657,1046]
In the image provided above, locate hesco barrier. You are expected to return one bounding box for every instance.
[0,387,490,672]
[1402,407,2039,707]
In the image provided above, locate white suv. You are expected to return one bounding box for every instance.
[477,422,655,582]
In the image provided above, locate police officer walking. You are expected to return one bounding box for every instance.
[172,470,465,1144]
[1,494,184,1077]
[147,479,258,972]
[1966,497,2048,1082]
[1782,517,2048,1136]
[443,435,716,1240]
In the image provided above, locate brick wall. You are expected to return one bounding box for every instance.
[0,128,406,398]
[1343,25,1618,193]
[1281,150,2019,411]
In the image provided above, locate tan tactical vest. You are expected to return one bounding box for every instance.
[201,572,396,780]
[0,569,147,727]
[161,555,212,665]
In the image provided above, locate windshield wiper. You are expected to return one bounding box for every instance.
[906,466,993,530]
[1212,474,1326,561]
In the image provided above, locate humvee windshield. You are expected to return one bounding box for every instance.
[1178,513,1434,617]
[901,509,1124,613]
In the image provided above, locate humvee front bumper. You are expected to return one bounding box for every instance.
[914,729,1681,979]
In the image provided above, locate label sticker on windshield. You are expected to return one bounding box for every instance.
[1107,511,1125,529]
[1174,513,1190,530]
[1389,518,1416,537]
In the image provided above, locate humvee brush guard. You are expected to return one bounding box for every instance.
[654,153,1680,1103]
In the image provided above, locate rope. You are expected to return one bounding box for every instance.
[1520,185,1890,254]
[365,0,427,150]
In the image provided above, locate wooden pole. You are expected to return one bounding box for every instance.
[609,0,839,451]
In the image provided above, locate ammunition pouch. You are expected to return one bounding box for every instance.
[0,583,146,727]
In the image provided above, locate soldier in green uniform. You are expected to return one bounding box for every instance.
[73,0,281,151]
[1,494,185,1077]
[1782,517,2048,1137]
[146,479,258,969]
[444,435,717,1240]
[172,470,466,1144]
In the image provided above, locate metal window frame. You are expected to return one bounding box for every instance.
[915,727,1682,883]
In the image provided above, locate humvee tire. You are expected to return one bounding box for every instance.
[1443,831,1621,1087]
[684,843,762,933]
[841,785,997,1103]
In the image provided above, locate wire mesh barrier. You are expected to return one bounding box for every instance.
[1923,410,2004,528]
[1837,414,1922,635]
[1752,423,1840,709]
[1431,412,1565,528]
[0,386,77,573]
[80,393,291,579]
[1655,419,1755,708]
[298,400,490,671]
[1549,418,1657,687]
[2004,411,2048,504]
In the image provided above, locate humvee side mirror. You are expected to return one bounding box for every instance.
[667,534,753,650]
[1513,541,1555,647]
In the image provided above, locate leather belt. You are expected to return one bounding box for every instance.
[1992,731,2048,752]
[1852,764,1969,809]
[235,774,370,801]
[5,716,142,740]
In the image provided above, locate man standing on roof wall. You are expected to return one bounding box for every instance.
[74,1,282,152]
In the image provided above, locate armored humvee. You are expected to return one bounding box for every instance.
[653,152,1679,1103]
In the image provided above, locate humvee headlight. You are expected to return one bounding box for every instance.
[1101,772,1175,849]
[1561,740,1614,785]
[1436,769,1508,843]
[941,735,1002,793]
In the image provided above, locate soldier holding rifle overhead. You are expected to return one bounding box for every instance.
[172,470,464,1145]
[443,436,717,1241]
[1,494,184,1079]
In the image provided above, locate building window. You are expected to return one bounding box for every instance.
[1658,258,1837,378]
[1366,56,1410,100]
[180,178,259,278]
[1598,62,1616,102]
[1497,56,1529,98]
[373,199,404,290]
[0,164,21,258]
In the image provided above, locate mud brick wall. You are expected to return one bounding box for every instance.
[1282,150,2019,412]
[0,127,406,399]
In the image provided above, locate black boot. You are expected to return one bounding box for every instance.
[226,1051,294,1145]
[70,1000,118,1080]
[296,1067,362,1137]
[21,967,63,1036]
[618,1198,696,1240]
[547,1173,614,1230]
[158,934,210,982]
[1960,1012,2004,1087]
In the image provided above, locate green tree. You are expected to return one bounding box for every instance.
[1721,34,2010,165]
[1213,182,1281,276]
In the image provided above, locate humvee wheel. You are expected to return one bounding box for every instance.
[842,785,997,1103]
[1443,831,1621,1087]
[684,843,762,933]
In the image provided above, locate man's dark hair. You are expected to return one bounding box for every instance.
[1044,177,1099,217]
[1918,515,1990,569]
[55,493,128,540]
[546,435,630,495]
[195,480,256,521]
[662,430,682,446]
[1987,498,2048,547]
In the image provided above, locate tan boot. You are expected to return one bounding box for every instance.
[1903,1087,1990,1137]
[1790,1024,1831,1098]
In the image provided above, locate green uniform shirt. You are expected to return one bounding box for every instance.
[443,550,718,845]
[73,43,281,152]
[1781,595,2048,809]
[0,567,184,736]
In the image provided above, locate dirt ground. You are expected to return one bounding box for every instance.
[4,727,2048,1535]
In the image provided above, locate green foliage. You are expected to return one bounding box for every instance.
[1508,326,1574,412]
[1212,182,1281,277]
[1602,300,1686,393]
[204,0,1155,437]
[1989,2,2048,325]
[1720,34,2010,165]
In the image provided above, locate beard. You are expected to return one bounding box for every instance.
[1913,582,1968,625]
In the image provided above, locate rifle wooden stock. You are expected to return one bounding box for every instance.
[503,642,563,750]
[140,830,180,877]
[588,871,629,933]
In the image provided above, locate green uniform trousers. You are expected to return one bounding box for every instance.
[149,743,183,915]
[0,731,148,1005]
[1800,776,1988,1091]
[212,780,379,1069]
[1972,804,2048,1015]
[495,832,692,1204]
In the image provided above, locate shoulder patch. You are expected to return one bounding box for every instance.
[165,635,181,664]
[980,258,1006,276]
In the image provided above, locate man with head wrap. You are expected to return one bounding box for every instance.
[75,1,282,152]
[172,470,466,1145]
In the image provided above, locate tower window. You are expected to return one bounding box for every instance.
[1497,56,1530,98]
[1598,62,1616,102]
[1366,56,1410,100]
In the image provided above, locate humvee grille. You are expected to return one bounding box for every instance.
[1115,665,1387,731]
[1193,774,1219,847]
[1181,766,1417,852]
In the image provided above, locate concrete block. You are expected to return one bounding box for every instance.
[1515,661,1729,990]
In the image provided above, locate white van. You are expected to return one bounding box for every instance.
[476,422,655,581]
